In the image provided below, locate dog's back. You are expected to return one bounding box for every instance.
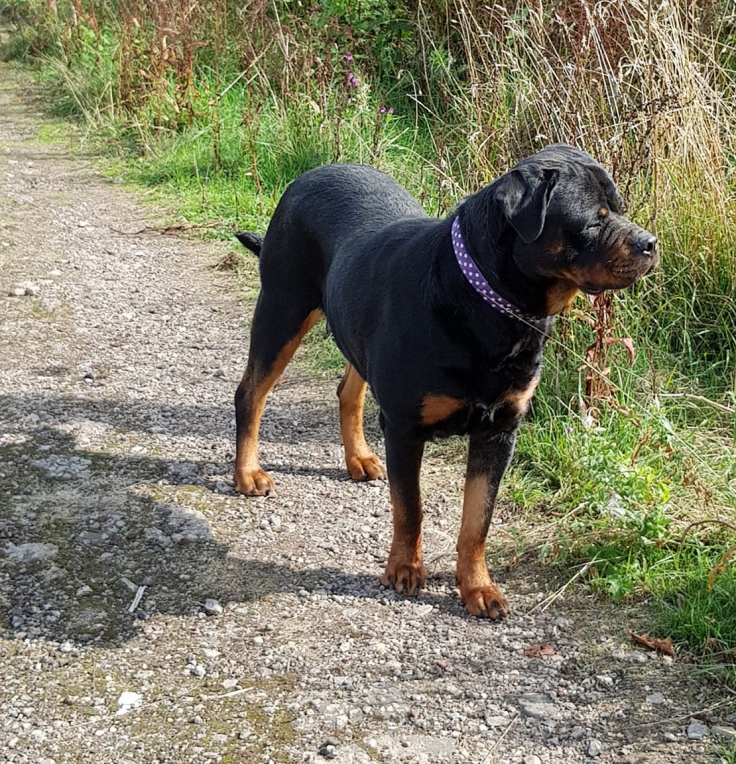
[242,164,426,298]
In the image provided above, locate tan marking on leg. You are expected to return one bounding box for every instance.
[380,486,426,595]
[420,394,465,426]
[456,474,507,619]
[234,309,323,495]
[337,364,385,481]
[499,375,540,417]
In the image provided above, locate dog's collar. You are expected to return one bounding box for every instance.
[451,216,536,322]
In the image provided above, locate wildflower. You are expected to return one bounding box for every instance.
[347,72,359,88]
[343,53,354,62]
[379,106,395,116]
[565,426,573,434]
[379,106,386,114]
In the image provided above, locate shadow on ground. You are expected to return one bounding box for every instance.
[1,391,466,650]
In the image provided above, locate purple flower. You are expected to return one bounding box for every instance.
[379,106,386,114]
[347,72,359,88]
[343,53,353,62]
[566,426,573,434]
[388,107,394,114]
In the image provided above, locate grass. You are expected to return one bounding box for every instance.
[2,0,736,669]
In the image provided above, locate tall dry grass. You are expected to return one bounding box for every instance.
[420,0,736,204]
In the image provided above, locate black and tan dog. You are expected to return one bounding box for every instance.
[233,144,657,619]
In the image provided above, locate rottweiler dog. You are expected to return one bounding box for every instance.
[233,144,657,619]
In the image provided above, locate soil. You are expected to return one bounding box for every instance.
[0,62,727,763]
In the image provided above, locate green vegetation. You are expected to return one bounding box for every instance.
[2,0,736,661]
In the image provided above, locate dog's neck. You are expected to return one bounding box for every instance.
[456,197,573,319]
[450,217,538,322]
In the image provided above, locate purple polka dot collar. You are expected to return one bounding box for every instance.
[451,216,535,322]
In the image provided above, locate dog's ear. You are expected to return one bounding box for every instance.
[496,167,558,243]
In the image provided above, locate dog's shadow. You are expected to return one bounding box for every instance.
[1,392,471,650]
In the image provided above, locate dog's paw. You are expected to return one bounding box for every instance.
[380,558,426,596]
[458,582,508,620]
[234,467,275,496]
[346,452,386,481]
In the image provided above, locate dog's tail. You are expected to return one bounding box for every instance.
[234,231,264,257]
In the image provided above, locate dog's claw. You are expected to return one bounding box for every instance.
[347,453,386,482]
[459,583,508,620]
[381,560,426,596]
[234,467,275,496]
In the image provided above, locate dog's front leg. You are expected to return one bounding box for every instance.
[380,427,426,595]
[456,427,517,619]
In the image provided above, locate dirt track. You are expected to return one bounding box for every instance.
[0,63,724,763]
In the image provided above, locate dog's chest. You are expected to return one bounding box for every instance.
[423,338,544,437]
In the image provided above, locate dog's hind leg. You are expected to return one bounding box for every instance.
[337,364,386,481]
[234,297,323,495]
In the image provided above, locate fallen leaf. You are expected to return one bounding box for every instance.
[524,642,556,658]
[628,629,674,656]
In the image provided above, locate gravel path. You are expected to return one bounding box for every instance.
[0,64,726,764]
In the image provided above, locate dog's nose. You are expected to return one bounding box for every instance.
[633,232,657,257]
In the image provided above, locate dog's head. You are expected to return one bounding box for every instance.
[491,144,657,311]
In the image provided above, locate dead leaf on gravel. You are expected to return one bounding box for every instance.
[211,251,242,271]
[628,629,675,656]
[524,643,556,658]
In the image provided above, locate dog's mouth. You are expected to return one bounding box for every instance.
[571,241,659,294]
[581,285,606,295]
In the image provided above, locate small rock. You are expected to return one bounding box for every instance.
[76,585,93,597]
[711,725,736,740]
[116,692,143,715]
[203,598,223,616]
[523,756,542,764]
[5,542,59,564]
[516,693,560,721]
[663,732,678,743]
[11,281,40,296]
[191,665,206,678]
[646,692,665,704]
[686,721,709,740]
[143,527,171,547]
[586,739,605,757]
[318,738,339,759]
